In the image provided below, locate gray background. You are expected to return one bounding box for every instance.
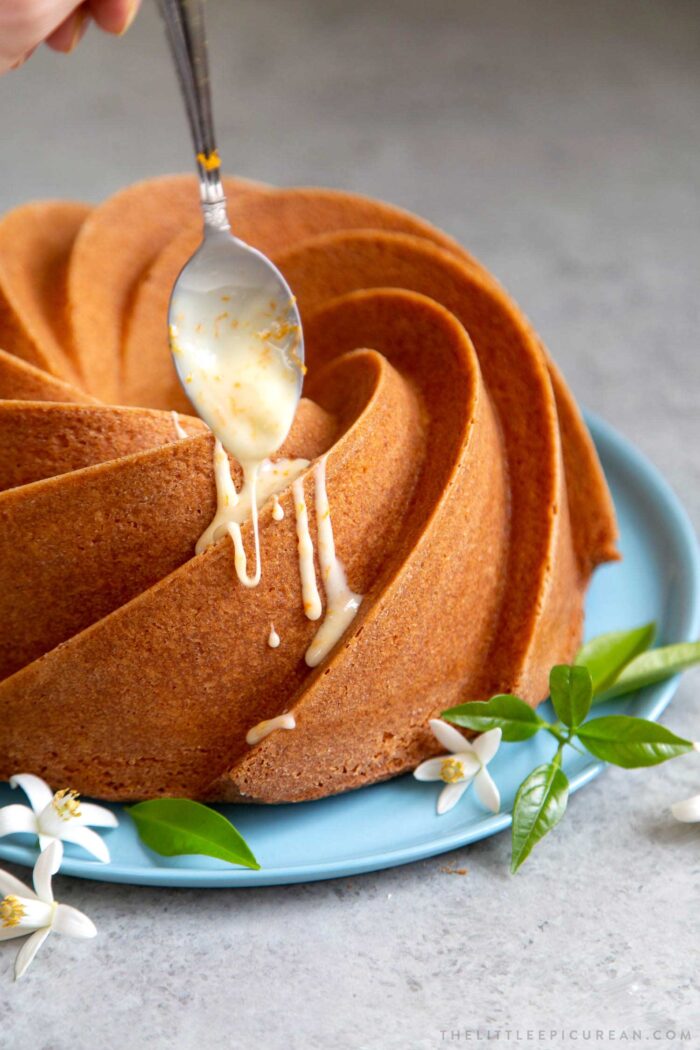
[1,1,699,1047]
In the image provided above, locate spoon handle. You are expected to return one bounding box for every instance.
[157,0,230,231]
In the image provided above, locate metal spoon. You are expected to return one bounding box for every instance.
[157,0,304,465]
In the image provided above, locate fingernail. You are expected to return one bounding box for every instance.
[118,1,139,36]
[10,46,36,71]
[68,9,89,52]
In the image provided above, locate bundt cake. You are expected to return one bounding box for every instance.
[0,176,618,803]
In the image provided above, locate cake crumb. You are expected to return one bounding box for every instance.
[440,866,468,876]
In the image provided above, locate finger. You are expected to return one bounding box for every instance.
[0,0,81,73]
[88,0,139,35]
[45,5,91,54]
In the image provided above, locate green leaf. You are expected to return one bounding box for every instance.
[442,694,544,741]
[127,799,260,869]
[511,761,570,873]
[576,622,656,695]
[549,664,592,728]
[576,716,695,768]
[593,642,700,703]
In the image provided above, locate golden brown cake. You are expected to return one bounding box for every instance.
[0,176,618,802]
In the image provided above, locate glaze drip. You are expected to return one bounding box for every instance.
[305,455,363,667]
[171,411,188,440]
[292,476,322,621]
[196,441,308,588]
[268,624,281,648]
[246,713,296,746]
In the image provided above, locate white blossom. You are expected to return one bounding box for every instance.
[0,841,96,980]
[414,720,502,815]
[0,774,117,862]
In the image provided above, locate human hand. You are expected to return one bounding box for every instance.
[1,0,140,74]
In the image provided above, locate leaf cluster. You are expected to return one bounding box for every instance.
[443,627,699,871]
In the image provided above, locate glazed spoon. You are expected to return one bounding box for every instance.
[157,0,305,471]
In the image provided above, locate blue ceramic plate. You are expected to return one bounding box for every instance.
[1,414,698,887]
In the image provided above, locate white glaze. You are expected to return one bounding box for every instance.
[272,494,284,521]
[292,476,323,621]
[196,444,308,589]
[245,713,296,746]
[169,290,300,468]
[171,410,189,439]
[227,512,260,587]
[268,624,281,648]
[305,455,363,667]
[170,286,302,588]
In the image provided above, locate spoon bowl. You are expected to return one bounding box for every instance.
[168,227,305,466]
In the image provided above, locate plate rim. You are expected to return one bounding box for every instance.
[1,413,698,887]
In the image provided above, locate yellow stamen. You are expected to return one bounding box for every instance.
[1,895,25,928]
[440,758,465,784]
[52,788,81,821]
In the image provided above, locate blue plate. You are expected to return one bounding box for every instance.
[1,414,698,887]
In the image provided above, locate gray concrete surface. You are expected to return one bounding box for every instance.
[1,1,699,1047]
